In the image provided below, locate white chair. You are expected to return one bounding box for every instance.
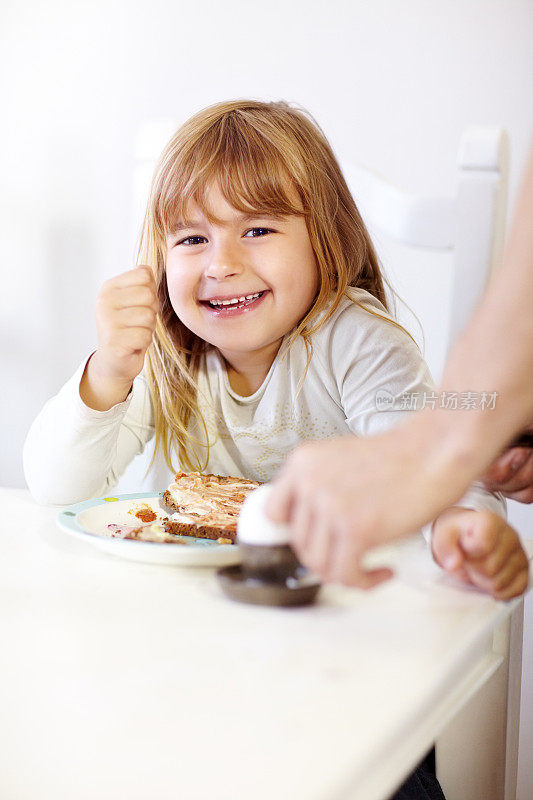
[344,127,509,357]
[128,123,519,800]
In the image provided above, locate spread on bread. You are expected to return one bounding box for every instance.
[106,472,260,544]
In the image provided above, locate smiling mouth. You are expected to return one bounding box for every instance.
[200,291,267,313]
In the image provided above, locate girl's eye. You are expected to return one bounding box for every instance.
[177,235,207,246]
[243,227,273,238]
[175,227,273,246]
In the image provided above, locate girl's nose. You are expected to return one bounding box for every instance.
[205,241,243,280]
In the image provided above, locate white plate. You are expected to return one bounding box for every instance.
[56,492,242,567]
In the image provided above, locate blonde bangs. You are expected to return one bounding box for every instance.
[154,110,309,242]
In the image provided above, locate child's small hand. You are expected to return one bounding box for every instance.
[431,508,529,600]
[80,266,159,411]
[93,265,159,385]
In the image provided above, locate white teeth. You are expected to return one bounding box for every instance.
[208,292,262,307]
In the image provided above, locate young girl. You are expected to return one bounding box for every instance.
[24,98,528,800]
[24,99,527,606]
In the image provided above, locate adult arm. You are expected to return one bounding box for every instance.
[433,142,533,469]
[267,144,533,586]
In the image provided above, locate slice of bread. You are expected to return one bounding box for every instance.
[160,471,261,543]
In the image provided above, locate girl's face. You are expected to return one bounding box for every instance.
[165,183,318,386]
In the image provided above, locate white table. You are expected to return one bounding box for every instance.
[0,488,530,800]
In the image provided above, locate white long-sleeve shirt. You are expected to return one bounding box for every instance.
[23,287,504,523]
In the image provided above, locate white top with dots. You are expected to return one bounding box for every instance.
[23,287,504,524]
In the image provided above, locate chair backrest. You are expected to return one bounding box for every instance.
[343,127,509,358]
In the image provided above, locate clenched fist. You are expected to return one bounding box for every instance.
[431,508,529,600]
[80,266,158,411]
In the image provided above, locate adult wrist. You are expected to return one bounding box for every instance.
[404,408,484,509]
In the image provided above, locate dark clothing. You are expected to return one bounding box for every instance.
[389,750,446,800]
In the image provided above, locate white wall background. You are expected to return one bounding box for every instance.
[1,0,532,795]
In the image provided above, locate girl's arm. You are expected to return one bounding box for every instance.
[24,264,160,506]
[23,358,155,506]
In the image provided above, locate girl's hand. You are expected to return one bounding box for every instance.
[431,508,529,600]
[81,266,158,410]
[482,425,533,503]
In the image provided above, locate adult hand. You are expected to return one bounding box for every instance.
[267,423,466,588]
[482,425,533,503]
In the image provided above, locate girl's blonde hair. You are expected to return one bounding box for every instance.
[139,99,396,472]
